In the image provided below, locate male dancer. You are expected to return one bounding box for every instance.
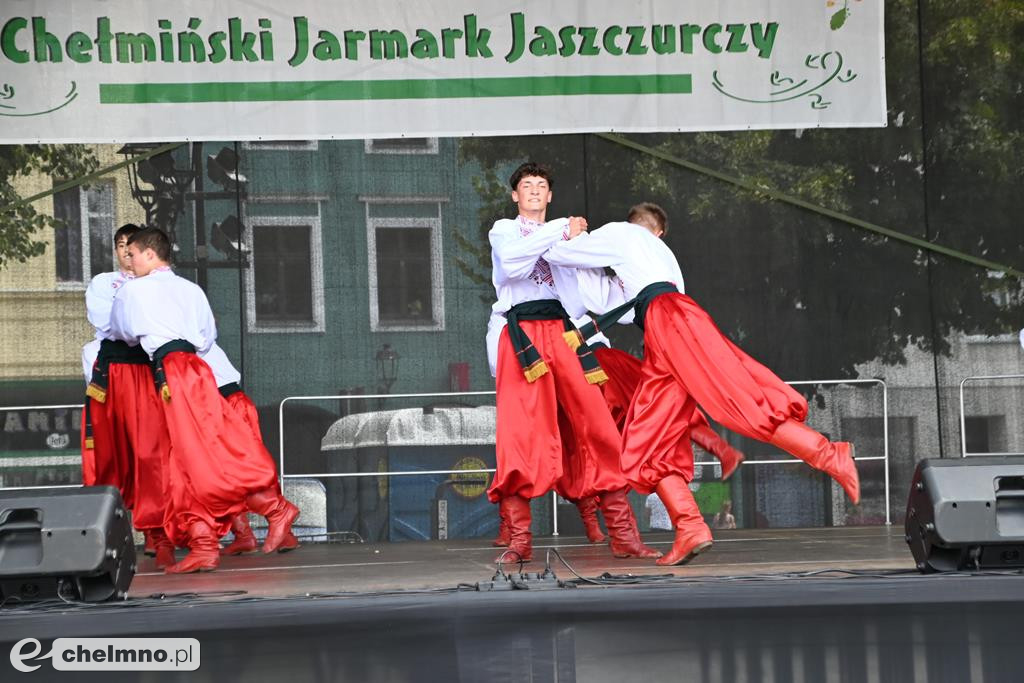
[545,203,859,565]
[110,227,298,573]
[81,223,174,569]
[487,163,658,561]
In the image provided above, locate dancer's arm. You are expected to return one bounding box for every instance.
[489,217,569,284]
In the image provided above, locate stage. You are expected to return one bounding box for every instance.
[130,525,911,597]
[2,526,1023,682]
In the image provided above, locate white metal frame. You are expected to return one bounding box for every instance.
[242,140,319,151]
[242,210,326,334]
[958,373,1024,457]
[363,198,446,332]
[55,181,116,290]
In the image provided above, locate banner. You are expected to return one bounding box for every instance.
[0,1,886,143]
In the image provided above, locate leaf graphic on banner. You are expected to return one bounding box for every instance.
[0,81,77,117]
[831,8,850,30]
[713,53,855,110]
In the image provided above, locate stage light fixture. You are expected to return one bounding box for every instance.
[136,151,177,189]
[207,147,247,191]
[210,215,249,258]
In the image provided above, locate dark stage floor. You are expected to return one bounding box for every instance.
[4,526,1024,682]
[131,525,913,597]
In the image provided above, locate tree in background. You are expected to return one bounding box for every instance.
[0,145,99,270]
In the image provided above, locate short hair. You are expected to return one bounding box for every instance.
[509,162,554,191]
[114,223,142,244]
[627,202,669,235]
[127,227,172,262]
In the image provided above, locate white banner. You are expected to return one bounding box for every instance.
[0,1,886,143]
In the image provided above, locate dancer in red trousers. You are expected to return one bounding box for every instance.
[81,223,175,569]
[486,163,659,562]
[546,203,859,566]
[110,227,299,573]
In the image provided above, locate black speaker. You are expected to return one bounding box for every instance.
[906,457,1024,573]
[0,486,136,602]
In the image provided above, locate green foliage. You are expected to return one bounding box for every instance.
[0,145,99,269]
[450,166,513,303]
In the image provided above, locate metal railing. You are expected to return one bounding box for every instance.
[279,378,891,530]
[681,378,890,526]
[958,373,1024,457]
[0,378,891,525]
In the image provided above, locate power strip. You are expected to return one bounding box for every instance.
[475,568,570,591]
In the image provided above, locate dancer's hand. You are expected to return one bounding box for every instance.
[567,216,588,238]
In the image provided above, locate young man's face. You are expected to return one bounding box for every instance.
[115,236,133,273]
[511,175,552,216]
[127,244,158,277]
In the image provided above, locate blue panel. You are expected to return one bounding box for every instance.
[387,446,498,542]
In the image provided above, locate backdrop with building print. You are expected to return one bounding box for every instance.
[0,0,1021,537]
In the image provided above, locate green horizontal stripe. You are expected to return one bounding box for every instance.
[99,74,691,104]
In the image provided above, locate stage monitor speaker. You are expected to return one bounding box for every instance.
[906,457,1024,573]
[0,486,135,602]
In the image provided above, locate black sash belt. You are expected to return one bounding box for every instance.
[576,281,679,339]
[85,339,150,403]
[219,382,242,398]
[152,339,197,402]
[506,300,607,385]
[632,282,679,331]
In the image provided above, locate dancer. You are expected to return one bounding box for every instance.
[110,227,299,573]
[545,203,859,565]
[486,162,658,561]
[81,223,174,569]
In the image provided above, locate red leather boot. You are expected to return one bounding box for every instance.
[276,531,300,552]
[491,505,511,547]
[221,513,259,555]
[246,488,300,553]
[575,496,607,543]
[690,425,746,481]
[149,527,176,570]
[494,495,532,562]
[143,530,157,557]
[769,419,860,504]
[165,521,220,574]
[654,475,713,566]
[599,488,662,559]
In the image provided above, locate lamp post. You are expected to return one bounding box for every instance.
[375,344,400,396]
